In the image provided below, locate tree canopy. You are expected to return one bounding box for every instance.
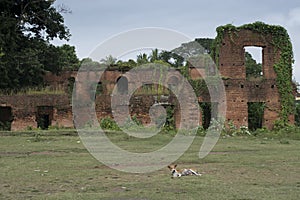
[0,0,79,91]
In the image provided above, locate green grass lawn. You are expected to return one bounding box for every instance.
[0,131,299,199]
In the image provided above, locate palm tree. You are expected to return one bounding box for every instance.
[100,55,117,65]
[149,48,159,62]
[136,53,149,65]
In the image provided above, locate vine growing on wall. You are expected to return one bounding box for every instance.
[210,22,294,124]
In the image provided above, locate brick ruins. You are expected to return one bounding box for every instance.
[0,28,295,131]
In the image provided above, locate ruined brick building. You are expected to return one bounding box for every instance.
[0,24,295,131]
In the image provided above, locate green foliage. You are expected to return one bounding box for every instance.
[222,121,251,136]
[163,106,175,131]
[80,58,102,68]
[39,44,79,74]
[26,125,33,131]
[116,59,137,69]
[210,24,233,66]
[253,125,300,140]
[158,50,184,68]
[0,39,44,90]
[248,102,265,131]
[295,102,300,126]
[0,0,70,41]
[211,22,294,125]
[0,121,11,131]
[196,125,206,136]
[100,55,117,65]
[149,49,159,62]
[188,79,208,97]
[121,115,143,131]
[136,53,149,65]
[195,38,214,53]
[0,0,77,90]
[58,44,80,70]
[32,132,42,142]
[100,117,121,131]
[245,52,262,79]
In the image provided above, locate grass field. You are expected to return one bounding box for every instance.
[0,130,299,200]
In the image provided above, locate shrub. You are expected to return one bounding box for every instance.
[196,126,206,136]
[100,117,120,131]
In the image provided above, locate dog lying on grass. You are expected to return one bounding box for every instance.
[168,164,202,178]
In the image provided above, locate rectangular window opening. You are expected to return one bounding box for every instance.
[244,46,263,80]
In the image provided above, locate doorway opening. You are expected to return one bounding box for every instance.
[37,106,53,130]
[248,102,265,130]
[0,106,13,131]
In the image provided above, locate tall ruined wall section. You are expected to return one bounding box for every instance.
[216,26,294,129]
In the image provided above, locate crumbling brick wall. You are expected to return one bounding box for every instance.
[0,94,71,130]
[218,29,289,129]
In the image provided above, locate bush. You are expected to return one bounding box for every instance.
[100,117,120,131]
[196,126,206,136]
[222,121,251,136]
[253,125,300,140]
[0,121,12,131]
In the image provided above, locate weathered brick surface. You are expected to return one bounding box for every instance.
[0,94,71,130]
[218,29,291,129]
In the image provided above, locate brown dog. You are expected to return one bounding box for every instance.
[168,164,202,178]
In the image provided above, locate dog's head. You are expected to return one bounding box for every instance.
[168,164,177,171]
[168,164,181,177]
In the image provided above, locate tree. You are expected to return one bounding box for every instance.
[195,38,214,54]
[59,44,80,70]
[80,58,101,68]
[116,59,137,69]
[100,55,117,65]
[39,44,79,74]
[0,0,70,41]
[157,50,184,68]
[0,0,72,90]
[149,49,159,62]
[136,53,149,65]
[158,51,172,63]
[245,52,262,79]
[171,53,184,67]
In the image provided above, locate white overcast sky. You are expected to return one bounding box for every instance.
[53,0,300,81]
